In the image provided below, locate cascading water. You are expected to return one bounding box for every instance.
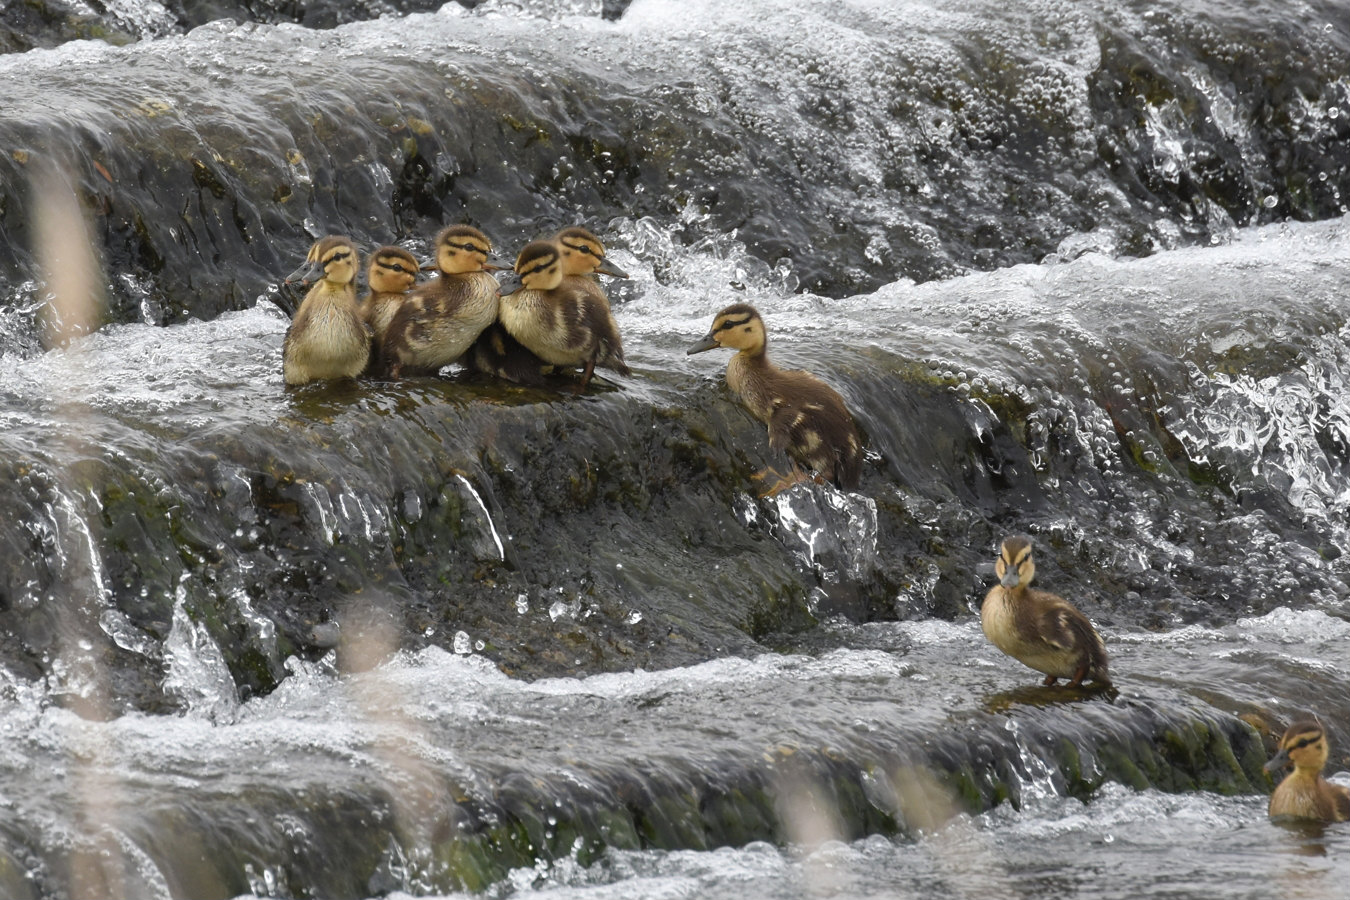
[2,1,1350,898]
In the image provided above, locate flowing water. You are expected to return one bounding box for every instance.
[2,1,1350,898]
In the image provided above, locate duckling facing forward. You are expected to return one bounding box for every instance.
[360,245,419,358]
[981,536,1111,688]
[1265,719,1350,823]
[379,225,504,378]
[282,235,370,386]
[497,239,630,391]
[687,304,862,494]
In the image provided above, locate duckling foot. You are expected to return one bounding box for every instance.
[1042,674,1059,687]
[752,466,809,498]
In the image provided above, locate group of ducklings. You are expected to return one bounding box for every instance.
[282,225,630,391]
[282,226,865,494]
[282,228,1345,826]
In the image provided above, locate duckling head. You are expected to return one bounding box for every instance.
[498,240,564,296]
[428,225,506,275]
[995,535,1035,590]
[1265,719,1330,774]
[556,226,629,278]
[686,303,766,355]
[286,235,358,286]
[367,245,419,294]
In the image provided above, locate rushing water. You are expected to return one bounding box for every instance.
[2,1,1350,898]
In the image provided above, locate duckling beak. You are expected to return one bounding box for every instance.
[999,570,1022,588]
[418,259,437,273]
[497,271,524,296]
[687,333,720,355]
[284,259,321,285]
[596,257,629,279]
[483,255,511,271]
[1264,748,1292,773]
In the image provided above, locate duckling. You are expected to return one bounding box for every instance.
[282,235,369,386]
[981,536,1111,688]
[466,227,628,387]
[497,239,630,391]
[686,303,862,494]
[1265,719,1350,823]
[379,225,504,378]
[360,245,419,356]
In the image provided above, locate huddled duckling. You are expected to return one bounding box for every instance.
[282,235,370,386]
[1265,719,1350,823]
[686,304,862,494]
[379,225,504,378]
[981,536,1111,688]
[466,226,628,387]
[497,239,630,391]
[360,245,420,358]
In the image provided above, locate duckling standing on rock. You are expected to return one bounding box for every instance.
[981,536,1111,688]
[360,245,419,360]
[282,235,369,386]
[466,227,628,387]
[686,304,862,495]
[379,225,504,378]
[1265,719,1350,823]
[497,239,630,391]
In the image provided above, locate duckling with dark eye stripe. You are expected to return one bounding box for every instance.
[497,239,630,391]
[687,304,863,494]
[380,225,505,378]
[360,245,419,360]
[1265,719,1350,823]
[282,235,370,386]
[982,536,1111,688]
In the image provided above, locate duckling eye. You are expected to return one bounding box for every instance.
[447,240,487,256]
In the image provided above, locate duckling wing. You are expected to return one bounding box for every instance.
[765,371,863,488]
[1034,598,1109,673]
[1335,783,1350,821]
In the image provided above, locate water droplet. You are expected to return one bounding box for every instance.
[515,594,529,615]
[453,631,472,654]
[1262,195,1278,209]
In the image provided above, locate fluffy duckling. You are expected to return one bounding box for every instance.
[981,536,1111,688]
[497,239,630,391]
[686,304,862,494]
[466,227,628,387]
[282,235,370,386]
[360,245,419,355]
[1265,719,1350,823]
[379,225,504,378]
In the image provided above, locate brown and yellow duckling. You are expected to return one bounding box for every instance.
[981,536,1111,688]
[466,227,628,387]
[497,239,630,391]
[379,225,505,378]
[1265,719,1350,823]
[687,304,862,494]
[360,245,419,358]
[282,235,370,386]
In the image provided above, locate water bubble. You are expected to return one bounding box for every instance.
[516,594,529,615]
[1262,195,1278,209]
[453,631,472,654]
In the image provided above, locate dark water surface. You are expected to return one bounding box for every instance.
[1,1,1349,898]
